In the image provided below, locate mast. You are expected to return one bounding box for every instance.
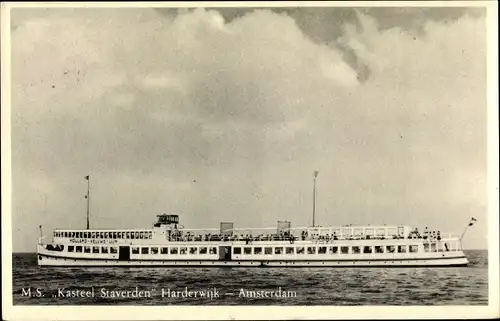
[85,175,90,229]
[312,170,318,227]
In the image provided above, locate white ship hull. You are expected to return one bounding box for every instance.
[37,246,469,267]
[37,214,473,268]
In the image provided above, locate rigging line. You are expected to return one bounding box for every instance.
[61,195,86,228]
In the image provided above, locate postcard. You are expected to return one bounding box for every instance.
[1,1,498,320]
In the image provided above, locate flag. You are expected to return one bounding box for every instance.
[85,175,89,180]
[314,170,319,178]
[469,217,477,226]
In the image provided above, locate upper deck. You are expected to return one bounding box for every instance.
[50,214,455,244]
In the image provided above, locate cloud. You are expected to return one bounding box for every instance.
[10,7,487,251]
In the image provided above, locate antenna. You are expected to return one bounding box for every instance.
[85,175,90,229]
[313,170,319,227]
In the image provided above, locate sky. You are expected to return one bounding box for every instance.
[8,5,489,252]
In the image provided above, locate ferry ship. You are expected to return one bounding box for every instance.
[36,176,475,267]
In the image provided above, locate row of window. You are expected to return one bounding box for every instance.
[59,243,455,255]
[55,231,152,240]
[67,245,118,254]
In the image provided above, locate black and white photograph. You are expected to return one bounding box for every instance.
[1,1,498,320]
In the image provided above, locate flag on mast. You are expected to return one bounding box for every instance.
[468,217,477,226]
[85,175,89,180]
[314,170,319,178]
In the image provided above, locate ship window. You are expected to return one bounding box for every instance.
[68,246,74,252]
[386,245,396,253]
[307,247,316,254]
[233,247,242,255]
[76,246,82,253]
[151,247,159,254]
[210,247,217,254]
[102,247,109,254]
[254,247,262,255]
[398,245,407,253]
[110,247,117,254]
[117,232,121,239]
[53,232,56,237]
[135,232,140,239]
[112,232,116,239]
[352,246,360,254]
[84,246,91,253]
[244,247,252,255]
[341,246,349,254]
[424,243,430,252]
[363,246,373,254]
[103,232,107,239]
[275,247,283,254]
[91,232,95,238]
[100,232,104,239]
[141,247,149,254]
[329,246,338,254]
[199,247,207,254]
[149,231,152,239]
[139,232,144,239]
[170,248,178,254]
[409,245,419,253]
[131,232,135,240]
[126,232,130,239]
[190,247,197,254]
[132,247,139,254]
[264,247,272,255]
[286,247,294,254]
[318,247,327,254]
[161,247,169,254]
[179,247,187,254]
[296,247,305,254]
[93,246,99,253]
[375,246,384,253]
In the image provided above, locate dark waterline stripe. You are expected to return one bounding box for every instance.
[37,252,466,262]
